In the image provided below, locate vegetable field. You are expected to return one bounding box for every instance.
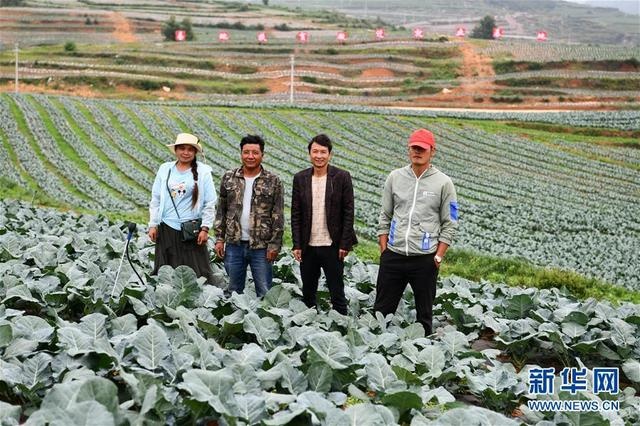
[1,94,638,291]
[0,200,638,424]
[482,41,640,62]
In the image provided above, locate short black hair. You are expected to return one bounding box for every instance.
[308,134,332,153]
[240,134,265,152]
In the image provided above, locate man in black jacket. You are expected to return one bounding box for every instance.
[291,134,357,315]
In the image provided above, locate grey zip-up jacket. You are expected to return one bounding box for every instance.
[377,165,458,256]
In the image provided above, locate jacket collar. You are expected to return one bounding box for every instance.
[304,164,336,179]
[234,165,265,178]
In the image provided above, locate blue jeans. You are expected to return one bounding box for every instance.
[224,242,272,297]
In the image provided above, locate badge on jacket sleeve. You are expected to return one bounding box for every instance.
[422,232,430,250]
[389,219,396,246]
[450,201,459,221]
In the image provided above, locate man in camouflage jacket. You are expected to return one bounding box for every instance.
[214,135,284,297]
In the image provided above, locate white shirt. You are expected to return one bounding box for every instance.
[241,174,259,240]
[162,165,196,231]
[309,175,332,246]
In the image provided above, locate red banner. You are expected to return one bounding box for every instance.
[174,30,186,41]
[297,31,309,43]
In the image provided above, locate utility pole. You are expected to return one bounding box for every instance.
[14,43,19,94]
[289,54,294,104]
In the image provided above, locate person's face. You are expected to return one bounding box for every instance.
[241,143,263,170]
[309,142,331,169]
[408,144,435,167]
[175,144,197,163]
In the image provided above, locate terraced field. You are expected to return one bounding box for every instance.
[1,3,639,108]
[1,93,638,291]
[0,2,639,424]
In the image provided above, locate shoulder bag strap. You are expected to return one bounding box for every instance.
[166,166,181,220]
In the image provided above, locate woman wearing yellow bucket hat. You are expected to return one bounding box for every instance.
[148,133,217,283]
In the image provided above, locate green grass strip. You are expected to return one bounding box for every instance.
[3,94,89,202]
[77,101,158,170]
[0,177,72,209]
[159,105,190,133]
[111,103,164,163]
[441,248,640,305]
[350,236,639,305]
[50,97,148,191]
[443,118,640,172]
[0,125,38,191]
[26,95,128,203]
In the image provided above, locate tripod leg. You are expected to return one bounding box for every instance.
[112,240,129,298]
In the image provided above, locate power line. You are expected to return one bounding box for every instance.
[14,43,19,94]
[289,54,295,104]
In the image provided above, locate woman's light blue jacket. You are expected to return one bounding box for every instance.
[149,161,217,229]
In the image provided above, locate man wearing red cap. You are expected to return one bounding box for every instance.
[374,128,458,335]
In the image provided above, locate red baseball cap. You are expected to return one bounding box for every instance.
[408,128,435,150]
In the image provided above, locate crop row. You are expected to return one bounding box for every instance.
[139,99,640,131]
[480,41,640,62]
[0,94,638,290]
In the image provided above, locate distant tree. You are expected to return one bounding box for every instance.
[181,17,195,41]
[274,23,291,31]
[262,0,269,5]
[162,16,195,41]
[64,42,77,52]
[1,0,25,5]
[85,17,92,25]
[162,16,178,40]
[470,15,496,40]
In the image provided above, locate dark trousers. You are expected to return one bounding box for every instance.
[301,245,348,315]
[374,249,439,335]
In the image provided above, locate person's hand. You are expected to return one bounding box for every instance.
[266,249,279,263]
[148,226,157,242]
[215,241,225,258]
[292,249,302,262]
[378,234,388,253]
[338,249,349,261]
[197,230,208,245]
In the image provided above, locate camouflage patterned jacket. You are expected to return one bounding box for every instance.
[214,166,284,251]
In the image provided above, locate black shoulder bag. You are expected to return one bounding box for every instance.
[166,167,202,242]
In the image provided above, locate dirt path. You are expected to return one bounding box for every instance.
[110,12,137,43]
[422,40,497,105]
[459,41,495,81]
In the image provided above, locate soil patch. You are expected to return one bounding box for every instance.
[361,68,395,78]
[110,12,137,43]
[265,76,290,93]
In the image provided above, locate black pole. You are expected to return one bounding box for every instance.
[125,222,145,286]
